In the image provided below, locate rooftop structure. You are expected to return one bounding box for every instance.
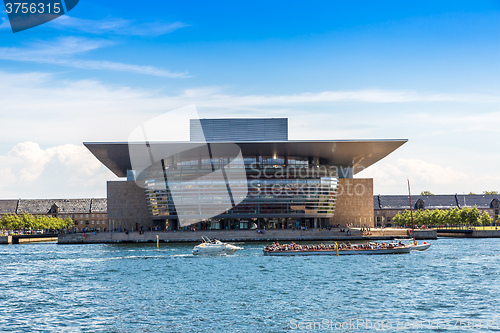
[85,140,407,179]
[374,194,500,210]
[0,198,107,215]
[374,194,500,226]
[0,198,108,232]
[190,118,288,142]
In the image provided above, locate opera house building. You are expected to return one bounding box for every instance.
[85,118,406,231]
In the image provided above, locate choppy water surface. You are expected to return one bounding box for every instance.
[1,238,500,332]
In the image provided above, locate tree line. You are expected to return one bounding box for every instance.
[392,207,493,227]
[420,191,498,195]
[0,214,74,231]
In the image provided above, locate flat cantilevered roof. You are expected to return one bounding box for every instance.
[84,140,407,178]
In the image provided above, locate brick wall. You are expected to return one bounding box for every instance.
[107,181,152,231]
[332,178,374,227]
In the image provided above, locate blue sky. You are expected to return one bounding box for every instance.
[0,0,499,198]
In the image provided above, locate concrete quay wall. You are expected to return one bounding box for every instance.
[0,236,12,244]
[0,235,59,244]
[59,229,362,244]
[369,229,436,240]
[58,228,436,244]
[17,237,58,243]
[414,229,437,239]
[473,230,500,238]
[437,229,500,238]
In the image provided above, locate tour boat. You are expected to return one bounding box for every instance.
[263,243,411,256]
[192,236,243,255]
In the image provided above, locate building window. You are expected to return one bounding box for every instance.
[92,221,94,224]
[416,199,425,210]
[376,211,379,215]
[92,214,95,218]
[97,214,100,218]
[97,221,100,225]
[86,214,89,218]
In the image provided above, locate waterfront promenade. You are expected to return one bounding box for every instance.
[0,234,59,244]
[58,228,437,244]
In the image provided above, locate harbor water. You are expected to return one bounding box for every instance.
[1,238,499,332]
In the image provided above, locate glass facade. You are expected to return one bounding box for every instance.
[141,152,339,229]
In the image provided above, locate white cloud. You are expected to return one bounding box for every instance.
[0,13,188,36]
[359,158,467,185]
[357,158,472,195]
[0,142,115,198]
[48,16,189,36]
[0,37,190,78]
[0,17,10,30]
[8,142,53,182]
[175,87,500,106]
[0,70,499,146]
[0,168,16,190]
[0,71,499,197]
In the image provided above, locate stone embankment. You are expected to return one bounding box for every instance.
[58,228,437,244]
[437,229,500,238]
[0,234,58,244]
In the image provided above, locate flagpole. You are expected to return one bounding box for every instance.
[408,179,416,245]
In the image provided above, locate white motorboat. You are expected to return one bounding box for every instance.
[192,236,243,255]
[409,241,431,251]
[392,239,431,251]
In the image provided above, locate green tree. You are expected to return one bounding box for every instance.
[460,207,480,227]
[448,208,461,226]
[63,217,74,229]
[393,210,411,226]
[0,214,74,231]
[413,209,428,226]
[35,215,50,230]
[21,213,36,231]
[420,191,434,196]
[483,191,499,195]
[480,212,492,226]
[393,207,488,228]
[2,214,22,230]
[429,210,444,226]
